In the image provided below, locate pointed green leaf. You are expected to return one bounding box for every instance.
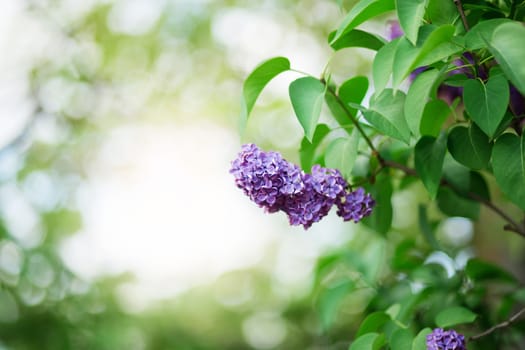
[325,130,360,178]
[412,328,432,350]
[447,123,493,169]
[405,69,440,135]
[331,0,395,44]
[465,18,511,50]
[300,124,331,171]
[392,37,419,87]
[289,77,326,141]
[373,39,399,93]
[362,89,411,144]
[349,333,385,350]
[240,57,290,132]
[413,25,461,68]
[464,74,509,138]
[435,306,477,328]
[415,133,447,198]
[437,187,480,219]
[391,328,413,350]
[329,29,386,51]
[488,22,525,95]
[420,99,451,137]
[356,312,391,337]
[340,76,369,117]
[426,0,458,25]
[492,133,525,210]
[396,0,427,44]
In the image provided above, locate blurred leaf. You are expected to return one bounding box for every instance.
[435,306,477,327]
[418,205,440,250]
[466,259,517,284]
[396,0,427,44]
[329,29,386,51]
[463,74,509,138]
[420,99,451,137]
[415,133,447,198]
[44,209,83,240]
[362,173,393,235]
[412,328,432,350]
[356,312,391,337]
[240,57,290,132]
[405,69,440,136]
[437,187,480,219]
[289,77,326,142]
[318,280,353,330]
[325,130,360,178]
[349,332,385,350]
[390,328,413,350]
[447,123,493,170]
[331,0,395,44]
[300,124,331,171]
[492,132,525,210]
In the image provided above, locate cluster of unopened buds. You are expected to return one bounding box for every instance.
[230,144,375,229]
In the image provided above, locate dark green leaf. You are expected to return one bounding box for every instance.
[437,187,480,219]
[435,306,477,328]
[447,123,493,169]
[289,77,326,141]
[373,39,399,93]
[331,0,395,44]
[356,312,391,337]
[300,124,331,171]
[415,133,447,198]
[412,328,432,350]
[396,0,427,44]
[420,99,451,137]
[390,328,413,350]
[469,171,490,201]
[362,89,410,144]
[488,22,525,95]
[325,131,360,178]
[465,259,517,284]
[492,132,525,210]
[240,57,290,131]
[349,332,385,350]
[463,74,509,138]
[405,69,440,135]
[362,174,393,235]
[330,29,386,51]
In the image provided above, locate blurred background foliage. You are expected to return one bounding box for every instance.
[0,0,523,349]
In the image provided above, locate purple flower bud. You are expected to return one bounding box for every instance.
[509,84,525,117]
[426,328,466,350]
[336,187,375,223]
[386,20,403,41]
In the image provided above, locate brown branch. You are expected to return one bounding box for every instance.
[468,307,525,342]
[453,0,470,31]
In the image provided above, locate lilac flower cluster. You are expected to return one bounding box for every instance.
[230,144,375,229]
[426,328,466,350]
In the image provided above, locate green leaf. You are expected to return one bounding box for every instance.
[330,29,386,51]
[420,99,451,137]
[437,187,480,219]
[465,259,517,284]
[390,328,413,350]
[418,205,440,250]
[349,333,385,350]
[396,0,427,44]
[488,22,525,95]
[435,306,477,328]
[447,123,493,169]
[465,18,511,50]
[325,131,360,178]
[412,328,432,350]
[339,76,369,118]
[492,132,525,210]
[331,0,395,44]
[300,124,331,171]
[405,69,440,135]
[362,173,393,235]
[318,281,353,330]
[289,77,326,142]
[426,0,458,25]
[415,133,447,198]
[463,74,509,138]
[356,312,391,337]
[392,37,419,87]
[240,57,290,132]
[362,89,410,144]
[373,39,399,93]
[469,171,490,201]
[413,25,462,68]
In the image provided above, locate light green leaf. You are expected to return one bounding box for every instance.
[289,77,326,142]
[405,69,440,135]
[465,18,511,50]
[420,99,451,137]
[396,0,427,44]
[356,312,391,337]
[318,281,353,330]
[329,29,386,51]
[412,328,432,350]
[435,306,477,328]
[392,37,419,87]
[390,328,413,350]
[300,124,331,171]
[488,22,525,95]
[331,0,395,44]
[492,133,525,210]
[447,123,492,169]
[325,130,360,178]
[349,333,385,350]
[373,39,399,93]
[362,89,410,144]
[426,0,458,25]
[339,76,369,117]
[413,25,461,68]
[240,57,290,132]
[415,133,447,198]
[463,74,509,138]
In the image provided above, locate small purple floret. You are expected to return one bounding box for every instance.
[230,144,375,229]
[426,328,466,350]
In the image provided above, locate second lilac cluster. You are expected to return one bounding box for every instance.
[426,328,466,350]
[230,144,375,229]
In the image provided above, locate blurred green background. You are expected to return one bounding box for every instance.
[0,1,523,349]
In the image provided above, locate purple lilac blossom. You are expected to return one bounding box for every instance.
[336,187,375,223]
[426,328,466,350]
[230,144,376,229]
[509,84,525,117]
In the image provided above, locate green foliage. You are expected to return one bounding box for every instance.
[289,77,326,142]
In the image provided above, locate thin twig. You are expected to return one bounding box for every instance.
[453,0,470,31]
[469,307,525,342]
